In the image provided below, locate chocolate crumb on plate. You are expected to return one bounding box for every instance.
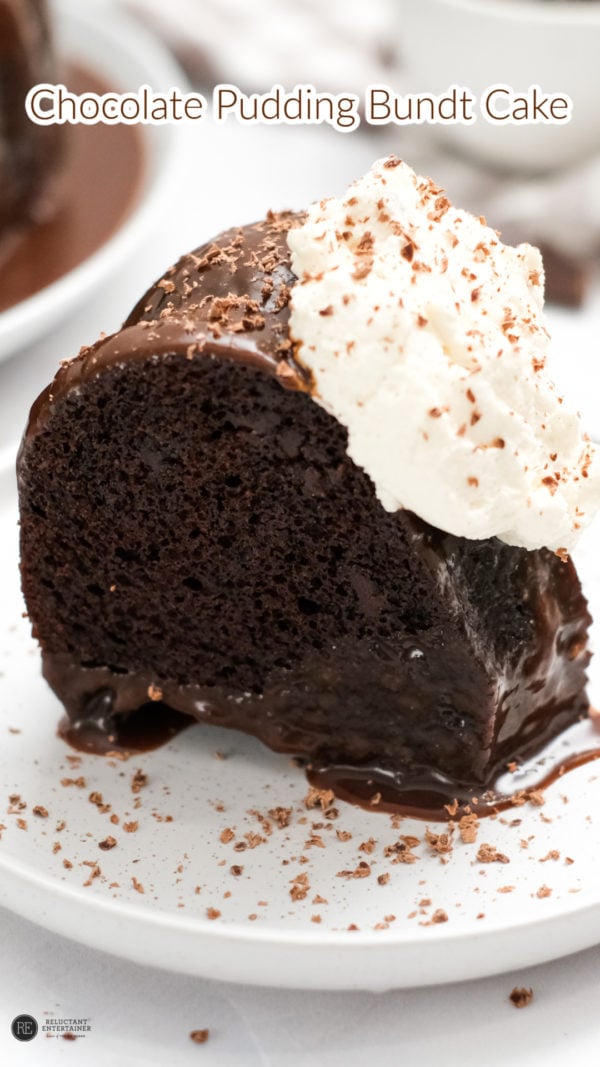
[131,769,148,793]
[509,986,534,1009]
[476,843,510,864]
[190,1029,210,1044]
[431,908,448,924]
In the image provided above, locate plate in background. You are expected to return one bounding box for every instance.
[0,0,186,362]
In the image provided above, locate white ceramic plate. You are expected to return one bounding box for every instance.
[0,0,186,362]
[1,467,600,991]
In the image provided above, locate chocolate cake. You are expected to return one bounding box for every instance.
[17,206,593,809]
[0,0,62,238]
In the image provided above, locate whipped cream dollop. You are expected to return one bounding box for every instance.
[287,156,600,553]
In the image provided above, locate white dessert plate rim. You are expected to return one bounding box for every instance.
[2,840,600,948]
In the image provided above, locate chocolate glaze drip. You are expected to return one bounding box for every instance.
[18,213,593,813]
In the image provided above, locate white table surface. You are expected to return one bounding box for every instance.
[2,68,600,1066]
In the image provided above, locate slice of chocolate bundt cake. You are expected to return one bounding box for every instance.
[17,160,598,808]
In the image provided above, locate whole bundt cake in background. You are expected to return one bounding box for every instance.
[0,0,62,239]
[17,191,594,809]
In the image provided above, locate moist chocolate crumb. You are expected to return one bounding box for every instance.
[509,987,533,1009]
[99,836,117,850]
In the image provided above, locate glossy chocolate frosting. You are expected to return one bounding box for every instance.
[27,212,308,441]
[18,212,593,812]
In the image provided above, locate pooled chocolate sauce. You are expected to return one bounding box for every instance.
[0,64,144,312]
[307,742,600,820]
[55,680,600,821]
[58,699,193,756]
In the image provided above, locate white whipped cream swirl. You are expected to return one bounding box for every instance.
[287,157,600,553]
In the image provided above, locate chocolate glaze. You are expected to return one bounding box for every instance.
[26,214,307,436]
[18,213,593,813]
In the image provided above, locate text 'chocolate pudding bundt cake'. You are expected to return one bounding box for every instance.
[0,0,62,238]
[17,158,600,810]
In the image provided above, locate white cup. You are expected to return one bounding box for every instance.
[398,0,600,173]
